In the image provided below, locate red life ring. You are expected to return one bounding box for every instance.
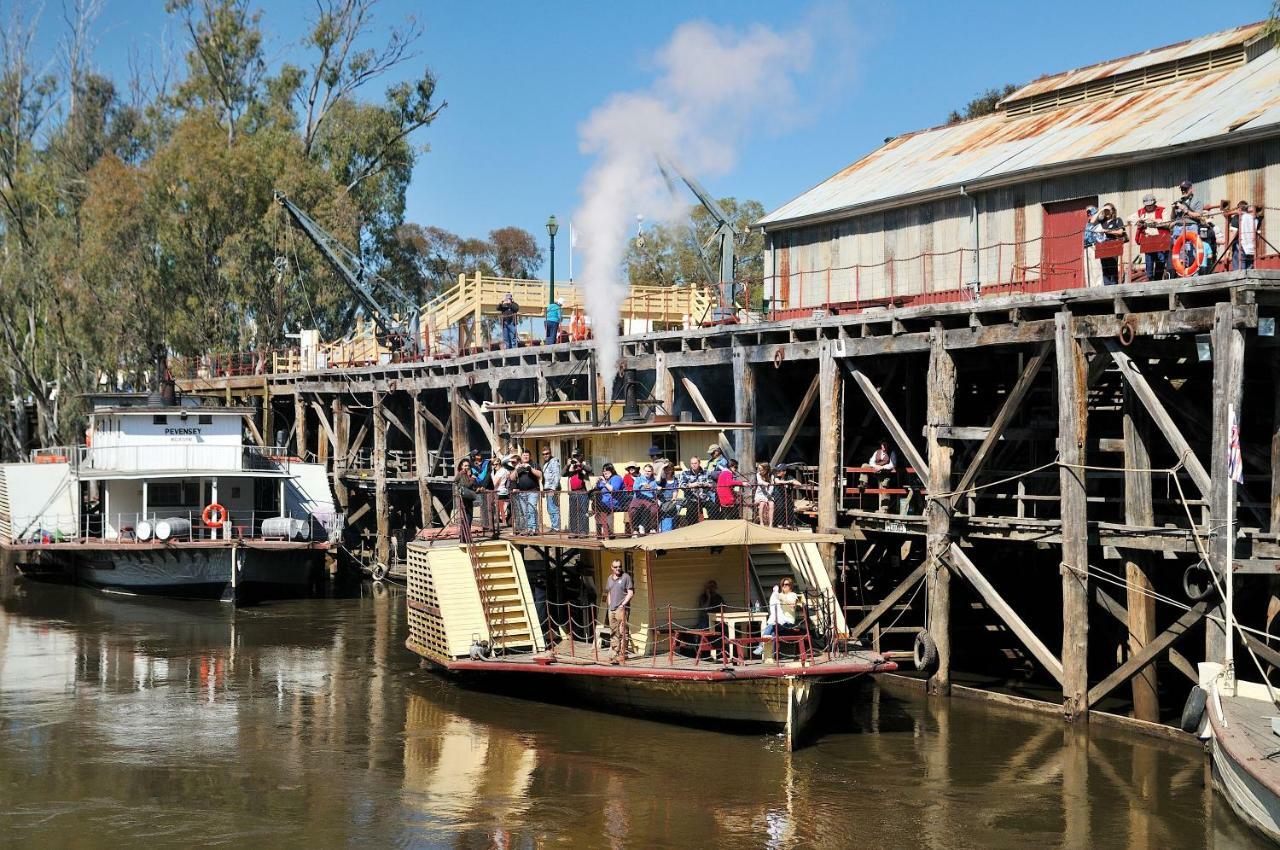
[202,503,227,528]
[1170,231,1204,278]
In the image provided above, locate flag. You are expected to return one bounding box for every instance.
[1228,403,1244,485]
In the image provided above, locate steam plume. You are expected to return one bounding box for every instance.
[573,20,817,391]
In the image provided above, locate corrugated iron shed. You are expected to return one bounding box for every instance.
[1003,21,1266,102]
[759,27,1280,231]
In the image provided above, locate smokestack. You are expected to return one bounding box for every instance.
[619,369,643,423]
[588,350,599,427]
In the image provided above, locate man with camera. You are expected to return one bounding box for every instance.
[1130,194,1170,281]
[511,448,542,533]
[1171,180,1206,275]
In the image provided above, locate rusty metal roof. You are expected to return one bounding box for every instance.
[1004,21,1267,102]
[759,30,1280,231]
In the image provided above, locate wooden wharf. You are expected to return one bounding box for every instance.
[179,268,1280,733]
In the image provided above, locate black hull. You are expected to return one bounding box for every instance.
[18,546,322,602]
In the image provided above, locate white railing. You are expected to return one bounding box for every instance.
[67,444,292,474]
[15,509,344,545]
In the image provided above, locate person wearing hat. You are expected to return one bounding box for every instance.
[1171,180,1206,275]
[498,292,520,349]
[706,442,728,474]
[544,298,564,345]
[1089,203,1127,286]
[1131,193,1170,281]
[470,449,494,530]
[647,443,665,465]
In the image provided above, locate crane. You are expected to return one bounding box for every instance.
[273,190,421,354]
[656,158,739,322]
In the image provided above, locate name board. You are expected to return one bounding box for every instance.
[164,427,203,436]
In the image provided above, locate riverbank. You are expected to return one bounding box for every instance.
[0,566,1267,848]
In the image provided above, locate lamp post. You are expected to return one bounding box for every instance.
[546,215,559,303]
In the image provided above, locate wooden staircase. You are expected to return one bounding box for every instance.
[459,522,544,655]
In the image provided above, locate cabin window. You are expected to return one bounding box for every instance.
[198,414,212,425]
[149,481,200,507]
[153,415,167,425]
[651,433,679,462]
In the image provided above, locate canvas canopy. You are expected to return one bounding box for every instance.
[599,520,841,552]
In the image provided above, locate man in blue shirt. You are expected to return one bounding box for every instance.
[545,299,564,345]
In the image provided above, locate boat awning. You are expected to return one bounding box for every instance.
[77,469,295,481]
[600,520,842,551]
[515,421,751,439]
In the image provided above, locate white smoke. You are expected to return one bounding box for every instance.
[573,20,819,391]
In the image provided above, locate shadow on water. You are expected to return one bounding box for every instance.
[0,557,1272,849]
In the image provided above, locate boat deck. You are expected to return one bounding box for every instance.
[1209,687,1280,843]
[443,648,895,681]
[3,539,329,552]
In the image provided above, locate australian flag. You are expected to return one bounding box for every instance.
[1228,404,1244,485]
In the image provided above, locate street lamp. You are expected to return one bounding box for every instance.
[546,215,559,303]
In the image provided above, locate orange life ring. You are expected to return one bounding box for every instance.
[1170,231,1205,278]
[202,503,227,528]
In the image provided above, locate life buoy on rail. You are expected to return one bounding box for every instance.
[202,503,227,528]
[1170,231,1205,278]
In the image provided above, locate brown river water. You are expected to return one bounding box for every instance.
[0,564,1269,849]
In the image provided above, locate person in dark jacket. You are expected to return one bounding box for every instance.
[498,293,520,348]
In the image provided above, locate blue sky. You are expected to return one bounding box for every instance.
[52,1,1275,275]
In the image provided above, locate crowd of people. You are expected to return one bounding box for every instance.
[1086,180,1263,286]
[453,442,803,538]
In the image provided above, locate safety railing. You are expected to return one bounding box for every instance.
[765,206,1277,319]
[524,590,851,670]
[66,444,292,474]
[15,509,343,546]
[448,482,803,541]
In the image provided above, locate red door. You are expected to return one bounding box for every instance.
[1041,197,1096,291]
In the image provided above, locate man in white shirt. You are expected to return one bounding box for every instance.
[1235,201,1257,270]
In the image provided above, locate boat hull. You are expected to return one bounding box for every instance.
[429,660,855,748]
[19,546,322,601]
[1208,691,1280,844]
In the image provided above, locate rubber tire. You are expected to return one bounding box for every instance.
[370,562,388,581]
[1181,685,1208,734]
[913,630,939,672]
[1183,561,1214,602]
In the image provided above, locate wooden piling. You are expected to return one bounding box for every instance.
[1207,301,1244,663]
[818,340,841,578]
[1056,311,1089,721]
[293,392,307,459]
[373,391,390,567]
[413,391,434,529]
[926,327,955,695]
[733,344,756,470]
[332,397,349,512]
[1122,384,1159,722]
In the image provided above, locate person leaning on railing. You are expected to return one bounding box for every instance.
[654,462,679,532]
[677,456,713,525]
[627,463,659,534]
[1090,203,1127,286]
[592,463,624,540]
[540,446,562,532]
[566,449,592,536]
[454,458,479,530]
[714,458,743,520]
[1129,193,1170,281]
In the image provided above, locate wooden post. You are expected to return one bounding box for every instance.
[1056,311,1089,721]
[1122,384,1159,722]
[1207,301,1245,663]
[413,391,434,530]
[261,379,273,448]
[450,385,469,472]
[732,344,756,470]
[926,328,955,695]
[818,341,841,578]
[332,398,349,511]
[293,392,307,459]
[654,351,675,416]
[1271,348,1280,535]
[373,391,390,567]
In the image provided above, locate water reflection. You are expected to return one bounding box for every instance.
[0,563,1272,849]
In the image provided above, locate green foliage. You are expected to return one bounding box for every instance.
[946,83,1018,125]
[623,197,766,306]
[0,1,442,458]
